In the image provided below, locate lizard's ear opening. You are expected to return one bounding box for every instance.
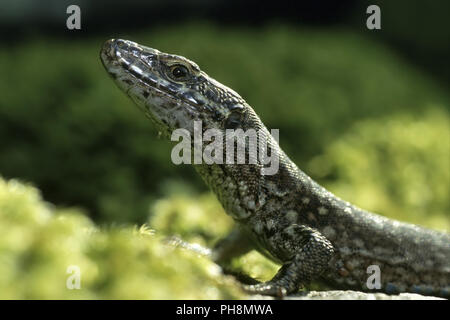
[224,112,242,129]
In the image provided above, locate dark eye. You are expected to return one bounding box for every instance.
[225,112,241,129]
[170,65,189,80]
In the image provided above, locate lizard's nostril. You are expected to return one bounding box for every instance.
[102,39,129,53]
[115,39,129,50]
[101,39,134,62]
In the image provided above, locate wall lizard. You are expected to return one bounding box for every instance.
[100,39,450,298]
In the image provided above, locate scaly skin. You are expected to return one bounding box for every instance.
[100,39,450,298]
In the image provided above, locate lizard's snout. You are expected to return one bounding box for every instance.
[100,39,159,66]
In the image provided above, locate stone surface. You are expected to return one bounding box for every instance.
[282,290,444,300]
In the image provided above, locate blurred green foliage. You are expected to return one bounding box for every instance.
[0,177,248,299]
[0,23,448,224]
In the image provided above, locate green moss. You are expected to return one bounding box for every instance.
[150,191,233,245]
[0,177,245,299]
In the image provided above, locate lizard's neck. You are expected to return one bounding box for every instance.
[193,118,342,222]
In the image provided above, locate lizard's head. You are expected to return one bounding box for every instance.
[100,39,254,137]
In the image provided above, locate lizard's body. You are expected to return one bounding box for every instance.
[100,39,450,297]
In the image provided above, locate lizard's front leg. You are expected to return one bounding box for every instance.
[212,226,256,263]
[243,224,335,297]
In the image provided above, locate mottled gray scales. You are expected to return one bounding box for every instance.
[100,39,450,298]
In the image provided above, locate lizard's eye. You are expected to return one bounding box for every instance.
[169,64,190,81]
[225,112,241,129]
